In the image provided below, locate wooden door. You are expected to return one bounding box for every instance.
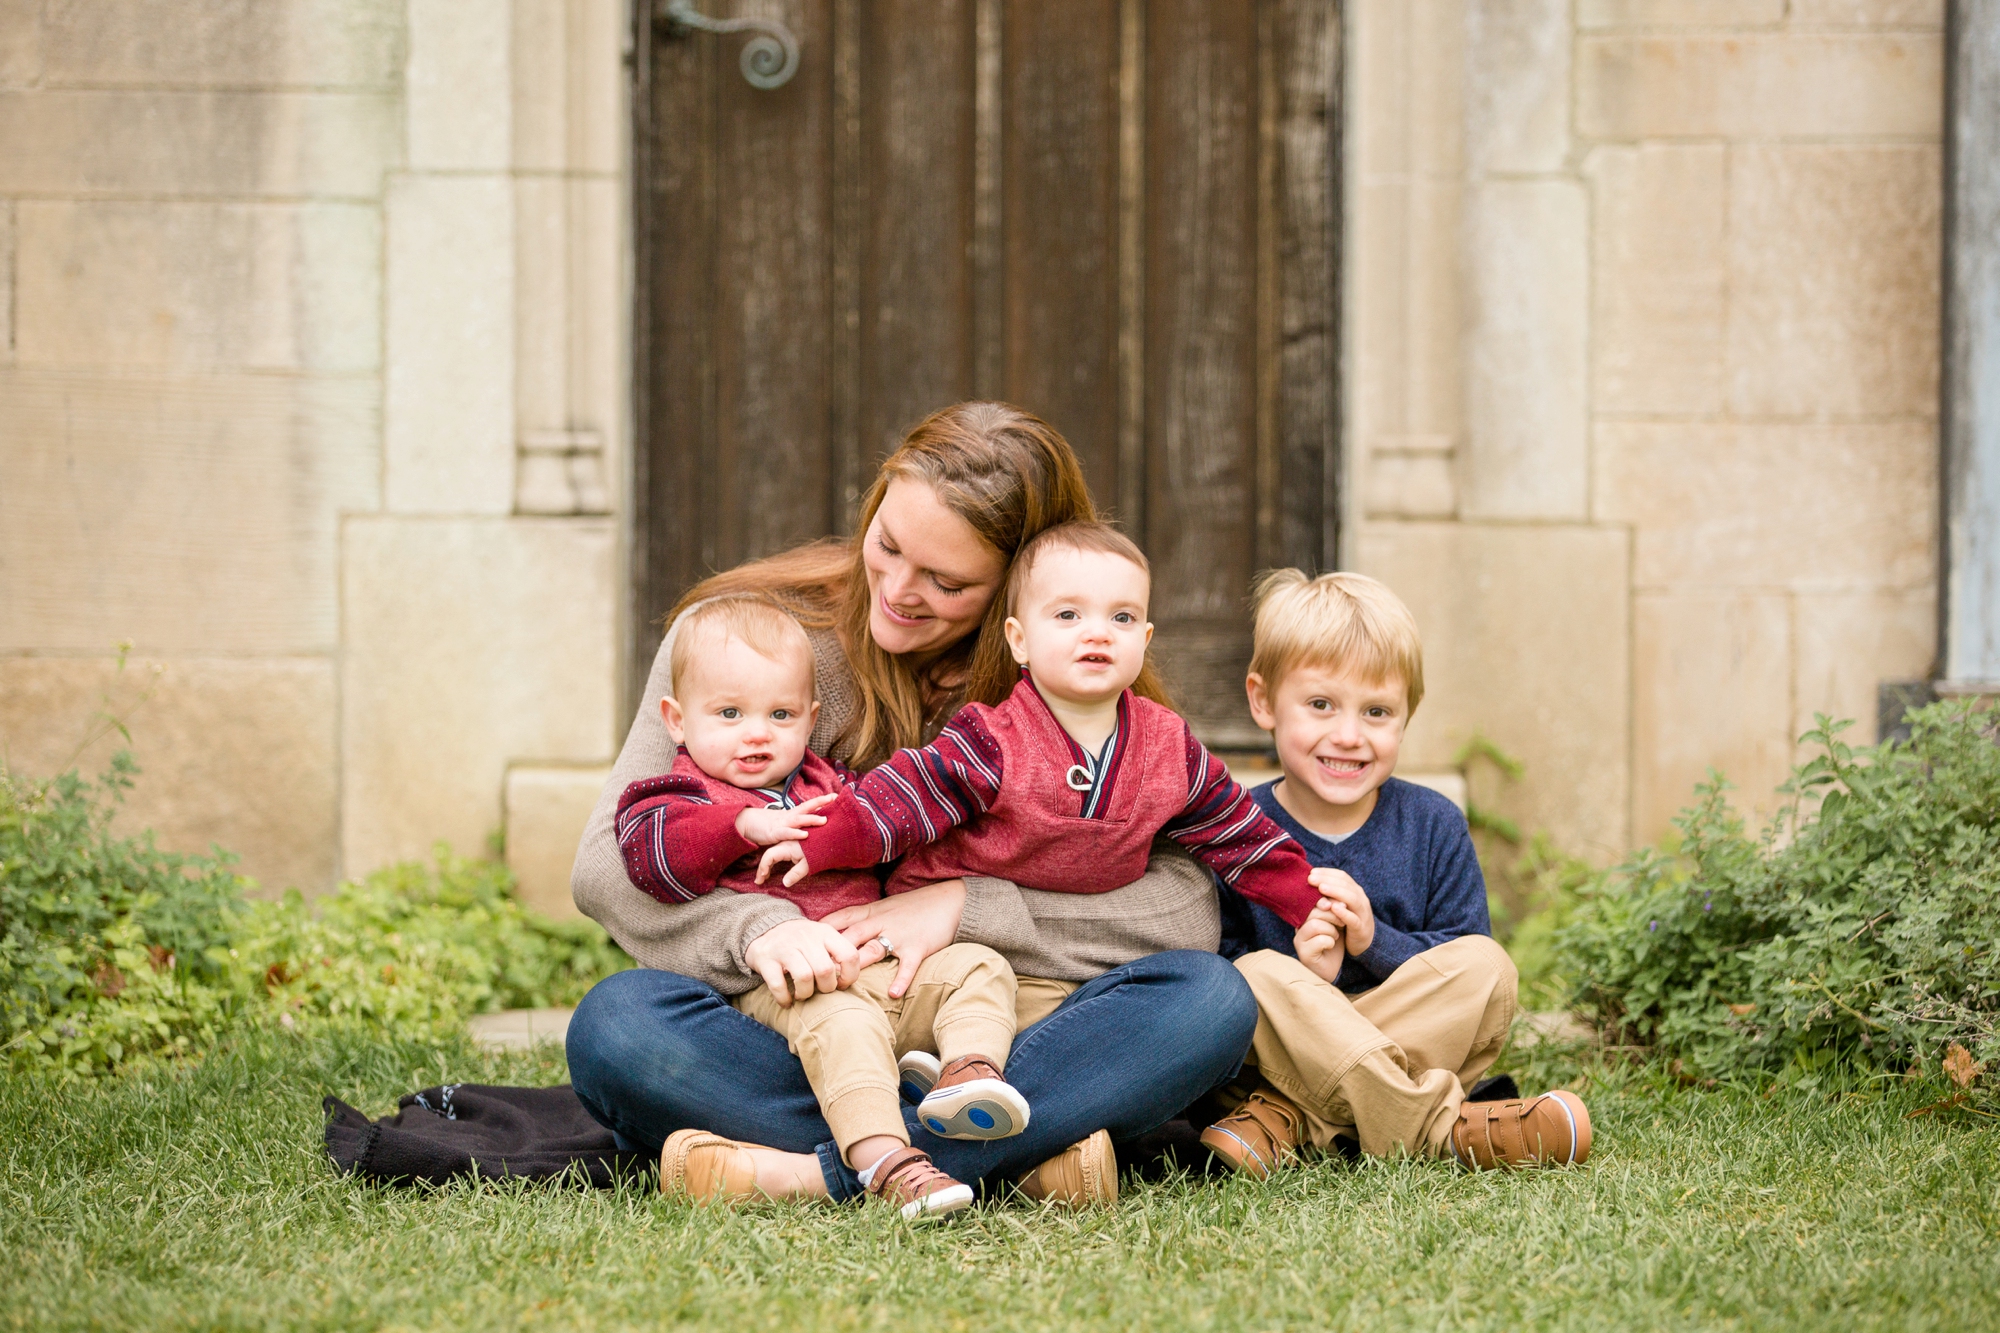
[633,0,1340,748]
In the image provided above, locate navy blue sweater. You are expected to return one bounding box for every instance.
[1216,777,1492,993]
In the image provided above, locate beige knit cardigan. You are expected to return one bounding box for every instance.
[570,615,1221,995]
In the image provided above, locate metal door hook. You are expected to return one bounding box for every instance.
[660,1,800,89]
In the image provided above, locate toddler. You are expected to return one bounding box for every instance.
[757,521,1328,987]
[615,595,1026,1218]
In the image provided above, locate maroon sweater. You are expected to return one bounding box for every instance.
[801,678,1323,928]
[614,748,882,921]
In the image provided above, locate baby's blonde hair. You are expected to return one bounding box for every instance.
[669,596,814,699]
[1248,570,1424,713]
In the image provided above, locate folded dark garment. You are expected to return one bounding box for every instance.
[323,1083,650,1189]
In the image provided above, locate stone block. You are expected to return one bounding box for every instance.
[14,201,380,372]
[515,174,626,478]
[1578,0,1785,25]
[1727,145,1941,420]
[1633,592,1796,840]
[1365,439,1457,518]
[1349,179,1409,447]
[0,0,41,86]
[0,90,399,197]
[41,0,402,88]
[1353,0,1465,180]
[1577,34,1943,140]
[504,765,610,920]
[0,655,338,895]
[1594,421,1936,591]
[1790,0,1944,27]
[1356,521,1631,859]
[511,0,627,175]
[384,174,516,514]
[0,370,379,653]
[1587,144,1726,417]
[1793,591,1936,748]
[341,517,617,877]
[1465,0,1571,175]
[0,203,12,362]
[1462,180,1589,520]
[408,0,511,171]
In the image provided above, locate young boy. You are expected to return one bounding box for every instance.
[615,595,1027,1218]
[1196,570,1592,1173]
[759,520,1327,984]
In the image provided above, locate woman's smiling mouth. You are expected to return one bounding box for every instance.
[879,595,930,627]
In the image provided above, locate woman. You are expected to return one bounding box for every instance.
[566,402,1255,1204]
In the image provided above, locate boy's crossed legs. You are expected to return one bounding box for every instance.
[1212,935,1521,1161]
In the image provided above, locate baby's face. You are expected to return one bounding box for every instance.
[663,634,818,789]
[1003,547,1153,708]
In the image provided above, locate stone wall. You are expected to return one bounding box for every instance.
[0,0,1946,906]
[0,0,626,904]
[1349,0,1942,858]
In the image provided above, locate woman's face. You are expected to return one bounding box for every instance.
[862,477,1007,658]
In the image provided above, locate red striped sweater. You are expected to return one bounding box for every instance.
[800,677,1322,928]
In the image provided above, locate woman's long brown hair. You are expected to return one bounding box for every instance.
[669,402,1170,768]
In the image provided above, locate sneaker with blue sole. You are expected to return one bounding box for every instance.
[897,1050,942,1104]
[915,1054,1030,1141]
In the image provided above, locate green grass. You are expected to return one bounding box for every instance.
[2,1030,1996,1332]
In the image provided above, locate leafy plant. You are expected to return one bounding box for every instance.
[3,753,630,1076]
[1556,702,2000,1093]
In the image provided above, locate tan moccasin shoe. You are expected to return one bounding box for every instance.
[1449,1089,1593,1170]
[867,1145,975,1219]
[659,1128,759,1202]
[1200,1088,1307,1178]
[1015,1128,1118,1206]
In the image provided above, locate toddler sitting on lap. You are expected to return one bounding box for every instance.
[614,596,1020,1219]
[757,520,1328,987]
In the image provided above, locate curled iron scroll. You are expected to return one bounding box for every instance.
[661,1,800,90]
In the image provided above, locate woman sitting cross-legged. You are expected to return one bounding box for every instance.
[565,401,1259,1211]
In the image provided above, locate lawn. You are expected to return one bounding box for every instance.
[3,1028,1995,1332]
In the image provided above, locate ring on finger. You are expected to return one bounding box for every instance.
[876,932,895,957]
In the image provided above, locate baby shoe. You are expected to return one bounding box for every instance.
[1199,1087,1307,1178]
[866,1146,975,1219]
[917,1055,1030,1140]
[897,1050,942,1103]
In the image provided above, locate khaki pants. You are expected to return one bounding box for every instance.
[1232,936,1517,1158]
[736,942,1047,1164]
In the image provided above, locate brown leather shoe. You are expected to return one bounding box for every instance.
[917,1054,1031,1140]
[1015,1128,1118,1206]
[659,1129,759,1202]
[1449,1089,1593,1170]
[867,1145,975,1219]
[1200,1088,1308,1178]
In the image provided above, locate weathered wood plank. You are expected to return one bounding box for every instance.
[863,0,977,478]
[1003,0,1122,502]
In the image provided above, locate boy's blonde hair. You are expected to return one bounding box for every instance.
[669,595,814,699]
[1248,570,1425,712]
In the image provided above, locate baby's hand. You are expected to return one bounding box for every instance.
[1309,866,1376,956]
[755,842,813,888]
[1294,906,1346,985]
[734,793,838,847]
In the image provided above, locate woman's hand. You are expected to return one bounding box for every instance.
[742,917,869,1008]
[822,879,968,1000]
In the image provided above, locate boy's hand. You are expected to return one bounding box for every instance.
[1294,906,1346,984]
[755,842,813,888]
[1309,867,1375,956]
[734,793,838,847]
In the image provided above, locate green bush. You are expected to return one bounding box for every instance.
[2,754,630,1076]
[1556,702,2000,1087]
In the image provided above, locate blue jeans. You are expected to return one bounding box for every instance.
[566,950,1256,1200]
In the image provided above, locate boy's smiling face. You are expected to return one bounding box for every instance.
[1247,662,1409,837]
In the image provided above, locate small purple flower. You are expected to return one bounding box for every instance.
[1649,920,1659,932]
[1704,902,1712,912]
